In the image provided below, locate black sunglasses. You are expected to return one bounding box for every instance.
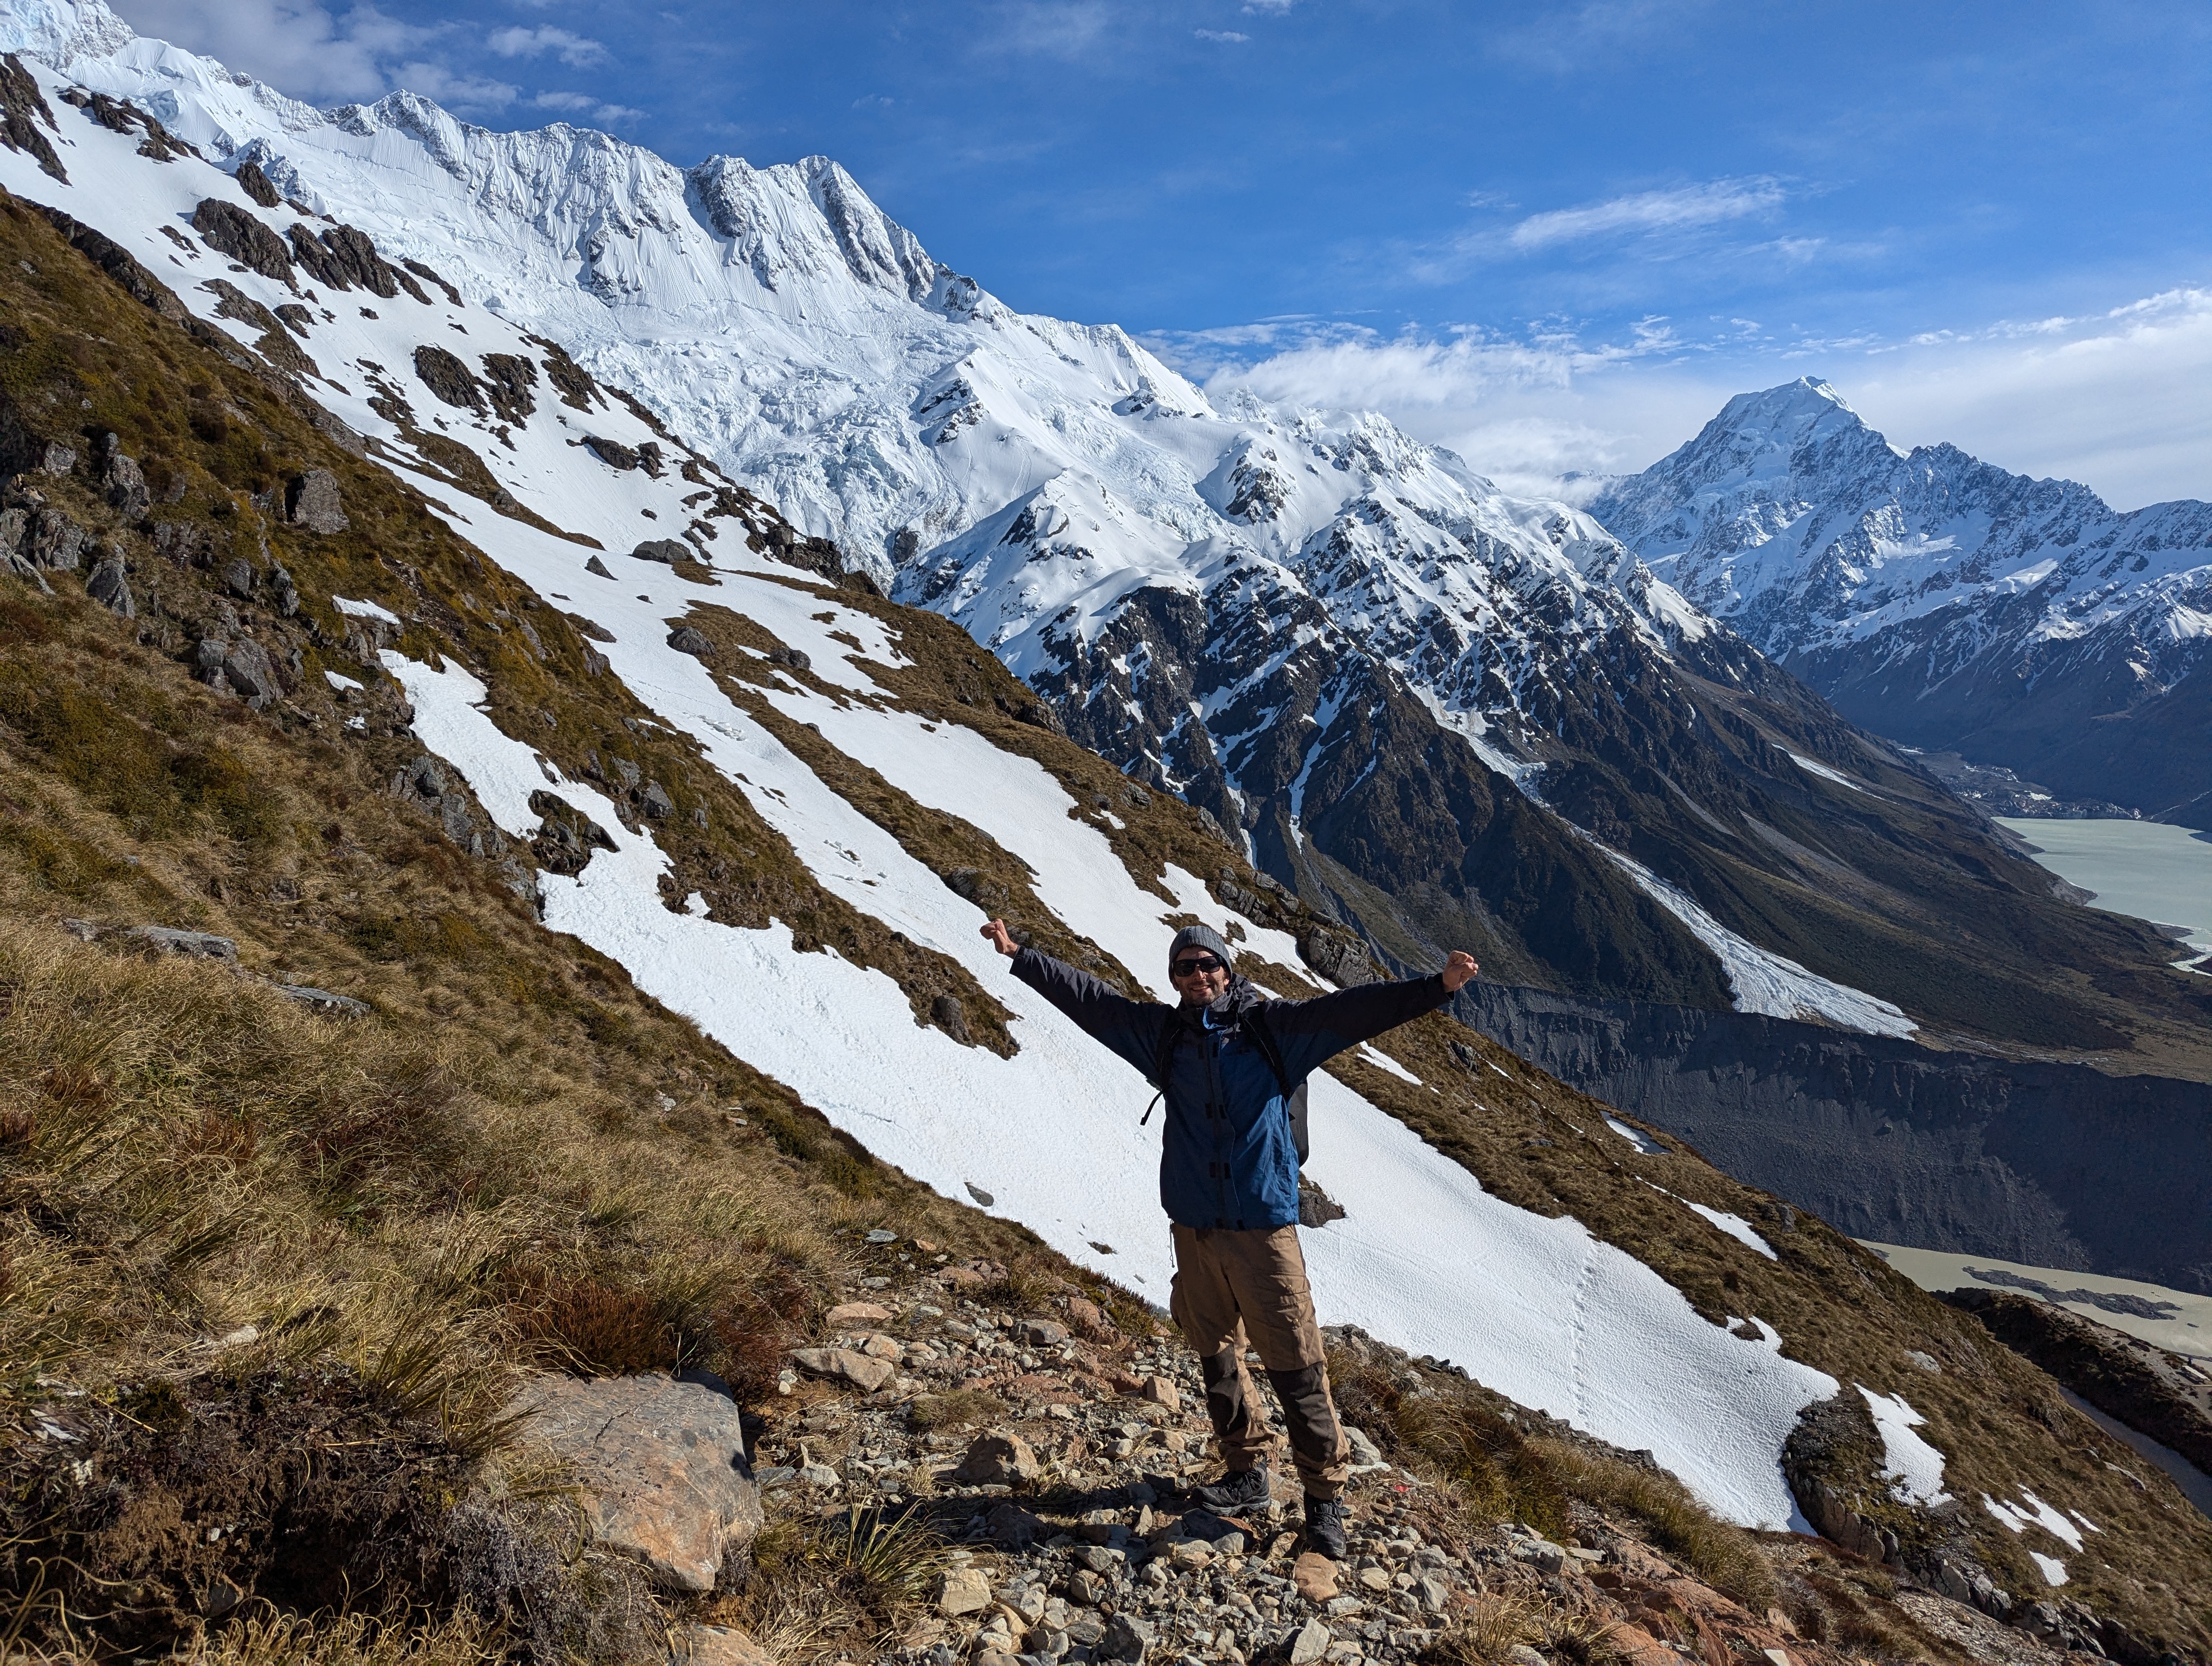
[1171,955,1224,977]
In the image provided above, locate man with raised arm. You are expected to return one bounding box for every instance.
[980,914,1478,1560]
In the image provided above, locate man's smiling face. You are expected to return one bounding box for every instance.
[1169,949,1231,1007]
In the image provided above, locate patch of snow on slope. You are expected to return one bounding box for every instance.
[1787,752,1867,793]
[2030,1552,2068,1586]
[1983,1490,2085,1549]
[1357,1045,1422,1084]
[379,643,1837,1532]
[332,596,402,626]
[1605,1116,1667,1155]
[1649,1186,1778,1260]
[1605,849,1917,1037]
[1858,1388,1953,1505]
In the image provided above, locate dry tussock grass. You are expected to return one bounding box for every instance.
[715,1504,948,1665]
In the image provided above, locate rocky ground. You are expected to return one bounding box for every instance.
[516,1240,2134,1666]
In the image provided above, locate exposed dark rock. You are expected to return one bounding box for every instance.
[276,984,371,1017]
[66,89,194,162]
[126,925,238,961]
[531,338,601,410]
[634,441,666,479]
[220,557,256,598]
[764,646,811,674]
[24,507,84,571]
[639,781,675,820]
[33,203,188,323]
[269,563,300,618]
[667,625,712,657]
[202,279,317,376]
[632,538,690,564]
[98,435,149,520]
[285,468,348,534]
[1458,981,2212,1292]
[586,555,615,579]
[1297,1176,1346,1228]
[403,257,462,306]
[1299,926,1375,988]
[942,868,1011,912]
[586,435,641,471]
[189,198,292,282]
[410,344,481,412]
[232,160,281,208]
[273,302,313,335]
[930,993,973,1045]
[529,789,617,877]
[286,221,404,298]
[1941,1288,2212,1478]
[1,52,68,182]
[152,519,213,568]
[479,353,536,424]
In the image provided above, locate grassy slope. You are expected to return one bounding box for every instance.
[0,183,2205,1659]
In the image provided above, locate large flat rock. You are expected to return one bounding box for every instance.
[510,1374,762,1592]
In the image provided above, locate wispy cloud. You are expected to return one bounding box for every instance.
[485,24,609,67]
[112,0,438,101]
[996,1,1114,59]
[531,89,642,123]
[393,59,517,110]
[1194,29,1250,42]
[1149,287,2212,509]
[1493,0,1714,73]
[1508,177,1785,251]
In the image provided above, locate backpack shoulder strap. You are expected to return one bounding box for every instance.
[1239,1005,1296,1098]
[1242,1005,1311,1165]
[1141,1013,1184,1128]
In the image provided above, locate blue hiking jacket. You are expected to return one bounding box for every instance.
[1011,947,1449,1230]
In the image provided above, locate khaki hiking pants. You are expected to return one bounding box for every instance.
[1168,1223,1351,1498]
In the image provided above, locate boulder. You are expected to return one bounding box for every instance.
[985,1500,1045,1548]
[666,625,712,657]
[954,1431,1039,1487]
[586,555,615,579]
[671,1623,773,1666]
[83,555,132,617]
[789,1346,895,1393]
[1101,1612,1155,1663]
[507,1374,762,1593]
[633,538,691,563]
[286,469,348,534]
[936,1565,992,1617]
[1139,1374,1181,1413]
[825,1301,893,1325]
[99,441,148,520]
[276,984,370,1017]
[127,926,237,960]
[411,344,480,411]
[1291,1551,1339,1601]
[1288,1618,1332,1666]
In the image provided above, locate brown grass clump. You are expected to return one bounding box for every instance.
[716,1504,947,1663]
[1525,1438,1775,1612]
[908,1389,1009,1432]
[164,1611,500,1666]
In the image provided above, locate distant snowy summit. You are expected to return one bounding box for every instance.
[4,0,2171,1053]
[1591,379,2212,823]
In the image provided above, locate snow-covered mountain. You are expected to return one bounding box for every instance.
[1589,379,2212,825]
[2,0,2200,1068]
[10,16,2212,1630]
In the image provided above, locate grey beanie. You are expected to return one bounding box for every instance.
[1168,922,1235,971]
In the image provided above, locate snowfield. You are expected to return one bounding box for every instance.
[0,1,1864,1529]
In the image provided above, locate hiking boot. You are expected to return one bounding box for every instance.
[1303,1492,1349,1560]
[1193,1463,1272,1513]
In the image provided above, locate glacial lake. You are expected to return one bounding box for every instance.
[1998,817,2212,964]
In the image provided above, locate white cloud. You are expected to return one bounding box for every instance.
[1161,287,2212,510]
[1195,29,1251,42]
[1509,177,1786,251]
[393,59,517,110]
[110,0,432,101]
[532,89,642,124]
[485,24,608,67]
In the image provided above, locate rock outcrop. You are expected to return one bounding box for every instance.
[508,1374,763,1593]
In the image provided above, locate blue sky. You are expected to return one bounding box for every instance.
[121,0,2212,507]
